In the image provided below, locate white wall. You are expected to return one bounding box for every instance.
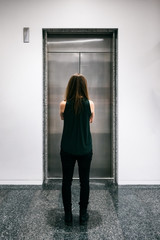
[0,0,160,185]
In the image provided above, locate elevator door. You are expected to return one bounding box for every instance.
[47,36,112,178]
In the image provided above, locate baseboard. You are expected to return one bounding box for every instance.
[118,180,160,185]
[0,180,42,185]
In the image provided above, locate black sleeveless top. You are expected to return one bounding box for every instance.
[61,98,92,155]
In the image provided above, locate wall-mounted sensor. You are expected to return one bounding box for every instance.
[23,27,29,43]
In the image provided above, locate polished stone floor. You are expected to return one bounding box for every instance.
[0,180,159,240]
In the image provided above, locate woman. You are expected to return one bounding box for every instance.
[60,73,94,225]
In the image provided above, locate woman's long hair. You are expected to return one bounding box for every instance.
[65,73,89,114]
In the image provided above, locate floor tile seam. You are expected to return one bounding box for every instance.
[104,188,119,213]
[89,190,117,212]
[100,188,125,239]
[105,190,126,240]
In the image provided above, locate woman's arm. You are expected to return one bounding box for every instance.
[59,101,66,120]
[89,100,95,123]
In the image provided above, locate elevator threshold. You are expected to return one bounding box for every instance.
[46,177,114,180]
[43,178,116,189]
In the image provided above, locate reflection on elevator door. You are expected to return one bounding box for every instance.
[47,36,112,179]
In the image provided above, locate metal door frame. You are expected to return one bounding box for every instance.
[43,29,118,184]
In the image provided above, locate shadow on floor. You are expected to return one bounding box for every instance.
[46,208,102,230]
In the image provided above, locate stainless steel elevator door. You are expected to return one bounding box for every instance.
[47,37,112,178]
[48,53,79,177]
[81,53,111,177]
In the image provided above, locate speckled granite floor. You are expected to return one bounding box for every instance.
[0,180,159,240]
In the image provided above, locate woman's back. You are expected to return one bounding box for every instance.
[61,98,92,155]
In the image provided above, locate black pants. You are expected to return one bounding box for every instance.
[60,149,92,212]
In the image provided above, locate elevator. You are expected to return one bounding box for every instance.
[43,29,117,182]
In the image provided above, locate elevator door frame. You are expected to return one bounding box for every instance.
[43,28,118,184]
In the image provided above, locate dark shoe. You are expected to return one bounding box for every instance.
[64,211,73,226]
[79,208,89,225]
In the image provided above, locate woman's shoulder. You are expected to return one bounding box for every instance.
[83,98,94,106]
[60,100,66,111]
[60,100,66,106]
[89,100,94,113]
[89,100,94,106]
[60,100,66,107]
[89,99,94,103]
